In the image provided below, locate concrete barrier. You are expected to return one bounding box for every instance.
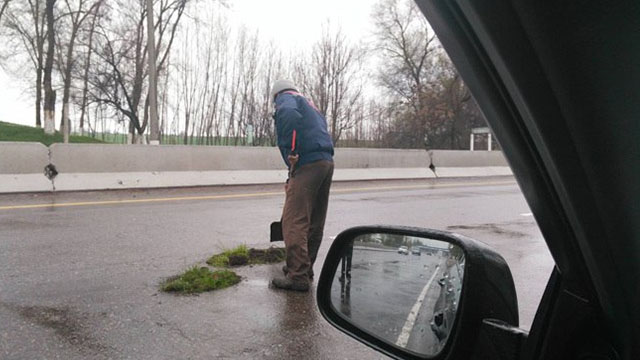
[431,150,508,167]
[49,145,510,191]
[49,144,291,191]
[334,148,508,169]
[49,144,285,172]
[0,143,511,193]
[0,142,53,193]
[52,170,291,192]
[429,150,510,177]
[334,148,431,168]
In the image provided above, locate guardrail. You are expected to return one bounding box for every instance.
[0,143,511,193]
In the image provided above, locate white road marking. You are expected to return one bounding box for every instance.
[520,212,533,217]
[395,265,440,348]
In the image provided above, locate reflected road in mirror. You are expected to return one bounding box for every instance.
[330,234,464,356]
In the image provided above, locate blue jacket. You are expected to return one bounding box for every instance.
[274,91,334,168]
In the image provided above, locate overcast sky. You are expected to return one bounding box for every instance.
[0,0,377,127]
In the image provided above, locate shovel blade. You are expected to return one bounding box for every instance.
[270,221,284,242]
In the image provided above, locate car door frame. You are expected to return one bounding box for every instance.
[415,0,636,358]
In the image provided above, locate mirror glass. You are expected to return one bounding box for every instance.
[330,233,465,356]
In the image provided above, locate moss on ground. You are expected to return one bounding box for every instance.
[207,245,286,268]
[161,266,240,294]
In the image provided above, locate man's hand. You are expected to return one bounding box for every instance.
[287,154,299,180]
[288,154,299,168]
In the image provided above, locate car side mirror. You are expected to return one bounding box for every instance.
[317,226,520,359]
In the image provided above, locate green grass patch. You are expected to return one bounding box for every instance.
[161,266,240,294]
[207,245,286,268]
[207,245,250,267]
[0,121,105,146]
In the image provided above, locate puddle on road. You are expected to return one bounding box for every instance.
[245,279,270,287]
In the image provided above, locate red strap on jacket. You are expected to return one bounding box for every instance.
[291,130,297,153]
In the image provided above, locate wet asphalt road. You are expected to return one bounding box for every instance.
[0,177,554,359]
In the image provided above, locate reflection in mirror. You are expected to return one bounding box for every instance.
[330,233,465,356]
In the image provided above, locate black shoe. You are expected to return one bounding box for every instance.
[271,277,310,292]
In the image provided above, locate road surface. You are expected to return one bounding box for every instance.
[0,177,553,359]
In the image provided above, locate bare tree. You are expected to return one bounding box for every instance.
[236,28,259,145]
[76,0,102,135]
[308,24,365,143]
[175,20,206,145]
[362,99,394,147]
[433,55,468,148]
[3,0,464,148]
[255,42,282,145]
[88,0,188,143]
[202,15,229,145]
[372,0,438,147]
[2,0,47,128]
[42,0,56,134]
[430,54,485,149]
[56,0,102,142]
[174,12,231,146]
[0,0,11,23]
[222,26,253,145]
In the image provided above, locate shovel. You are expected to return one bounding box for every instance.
[271,130,297,243]
[270,221,283,242]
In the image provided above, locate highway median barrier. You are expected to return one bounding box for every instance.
[0,143,511,193]
[0,142,53,193]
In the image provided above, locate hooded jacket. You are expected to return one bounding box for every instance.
[274,91,334,168]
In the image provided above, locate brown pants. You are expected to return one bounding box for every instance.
[282,160,334,282]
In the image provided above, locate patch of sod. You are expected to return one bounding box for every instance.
[248,247,287,264]
[161,267,240,294]
[207,246,286,268]
[207,245,249,267]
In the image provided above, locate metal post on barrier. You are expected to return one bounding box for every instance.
[472,127,493,151]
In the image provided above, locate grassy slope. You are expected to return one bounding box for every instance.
[0,121,104,146]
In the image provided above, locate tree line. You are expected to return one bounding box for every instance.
[0,0,487,149]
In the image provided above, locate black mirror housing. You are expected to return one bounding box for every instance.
[316,226,519,360]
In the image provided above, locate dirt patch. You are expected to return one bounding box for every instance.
[9,304,107,353]
[207,246,286,268]
[448,223,528,238]
[228,254,249,266]
[248,247,286,264]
